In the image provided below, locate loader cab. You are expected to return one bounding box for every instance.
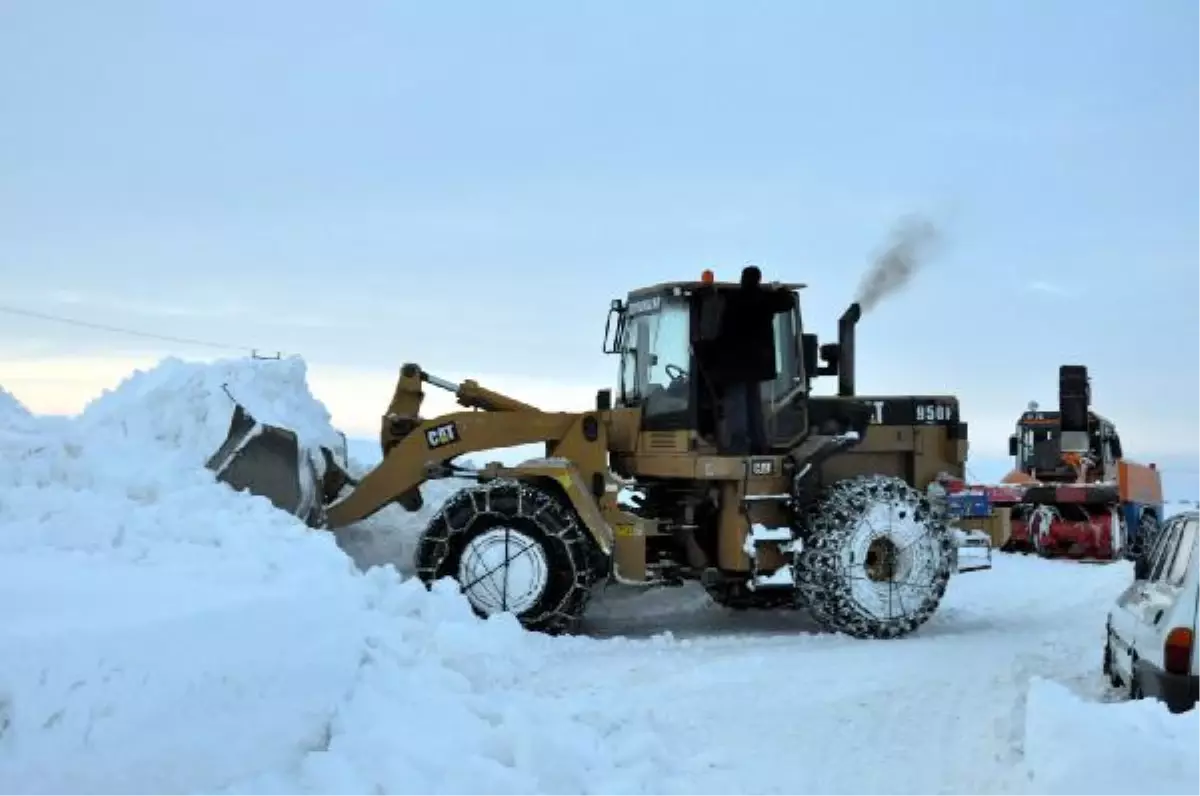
[603,275,809,448]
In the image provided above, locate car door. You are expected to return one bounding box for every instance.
[1134,516,1198,670]
[1110,518,1180,680]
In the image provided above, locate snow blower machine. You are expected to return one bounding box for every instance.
[979,365,1164,562]
[206,266,987,638]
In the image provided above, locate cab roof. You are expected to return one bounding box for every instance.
[1017,408,1116,427]
[627,280,807,299]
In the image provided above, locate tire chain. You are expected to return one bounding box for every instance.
[794,474,955,640]
[414,479,600,635]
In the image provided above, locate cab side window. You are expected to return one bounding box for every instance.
[1165,517,1198,587]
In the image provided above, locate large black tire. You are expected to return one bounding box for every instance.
[1124,511,1159,562]
[795,474,954,640]
[413,479,600,635]
[1103,634,1123,688]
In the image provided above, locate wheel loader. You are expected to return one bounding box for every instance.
[206,267,985,639]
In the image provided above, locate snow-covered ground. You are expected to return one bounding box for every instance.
[1,356,1195,795]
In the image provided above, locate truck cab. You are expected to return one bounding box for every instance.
[1008,406,1124,484]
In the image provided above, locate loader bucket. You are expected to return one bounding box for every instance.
[205,403,323,526]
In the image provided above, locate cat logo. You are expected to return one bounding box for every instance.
[425,421,460,449]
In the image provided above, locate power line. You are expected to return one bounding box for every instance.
[0,302,283,356]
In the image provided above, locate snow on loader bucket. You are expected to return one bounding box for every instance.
[204,402,346,527]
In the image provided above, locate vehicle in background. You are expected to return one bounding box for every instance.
[994,365,1162,561]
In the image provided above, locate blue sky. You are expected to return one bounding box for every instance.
[0,1,1196,491]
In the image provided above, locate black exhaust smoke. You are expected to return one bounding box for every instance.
[854,214,941,314]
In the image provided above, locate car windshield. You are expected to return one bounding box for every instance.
[618,294,690,409]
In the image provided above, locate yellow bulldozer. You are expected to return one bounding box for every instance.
[206,267,984,639]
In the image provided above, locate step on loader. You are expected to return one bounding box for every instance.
[206,267,987,638]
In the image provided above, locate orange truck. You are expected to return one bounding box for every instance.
[958,366,1163,561]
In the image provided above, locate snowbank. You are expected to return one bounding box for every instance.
[1024,677,1199,795]
[0,385,32,423]
[0,354,669,794]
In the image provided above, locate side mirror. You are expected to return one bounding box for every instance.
[1111,437,1123,460]
[1008,435,1018,457]
[816,342,840,376]
[602,300,625,354]
[801,334,819,376]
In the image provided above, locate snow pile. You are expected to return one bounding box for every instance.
[0,384,32,422]
[1024,677,1199,795]
[0,357,352,573]
[0,355,681,794]
[78,355,346,462]
[0,385,39,437]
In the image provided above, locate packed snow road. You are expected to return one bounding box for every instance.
[0,357,1195,795]
[557,557,1137,794]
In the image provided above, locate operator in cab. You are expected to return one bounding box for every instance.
[702,265,795,455]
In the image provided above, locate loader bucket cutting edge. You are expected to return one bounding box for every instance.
[204,403,320,525]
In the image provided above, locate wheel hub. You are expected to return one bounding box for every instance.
[457,527,549,616]
[843,495,942,621]
[865,536,900,582]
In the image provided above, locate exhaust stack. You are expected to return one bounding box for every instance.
[1058,365,1091,454]
[837,302,861,397]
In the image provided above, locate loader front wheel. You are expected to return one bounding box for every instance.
[795,475,954,640]
[414,480,599,635]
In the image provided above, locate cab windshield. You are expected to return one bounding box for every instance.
[1017,422,1060,471]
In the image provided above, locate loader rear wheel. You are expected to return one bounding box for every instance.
[413,480,599,635]
[795,475,954,640]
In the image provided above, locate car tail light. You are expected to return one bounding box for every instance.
[1164,627,1194,675]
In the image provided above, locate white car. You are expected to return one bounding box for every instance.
[1104,509,1199,713]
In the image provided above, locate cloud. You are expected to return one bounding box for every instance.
[1025,280,1070,296]
[42,290,244,321]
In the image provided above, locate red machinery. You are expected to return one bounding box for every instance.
[953,366,1163,562]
